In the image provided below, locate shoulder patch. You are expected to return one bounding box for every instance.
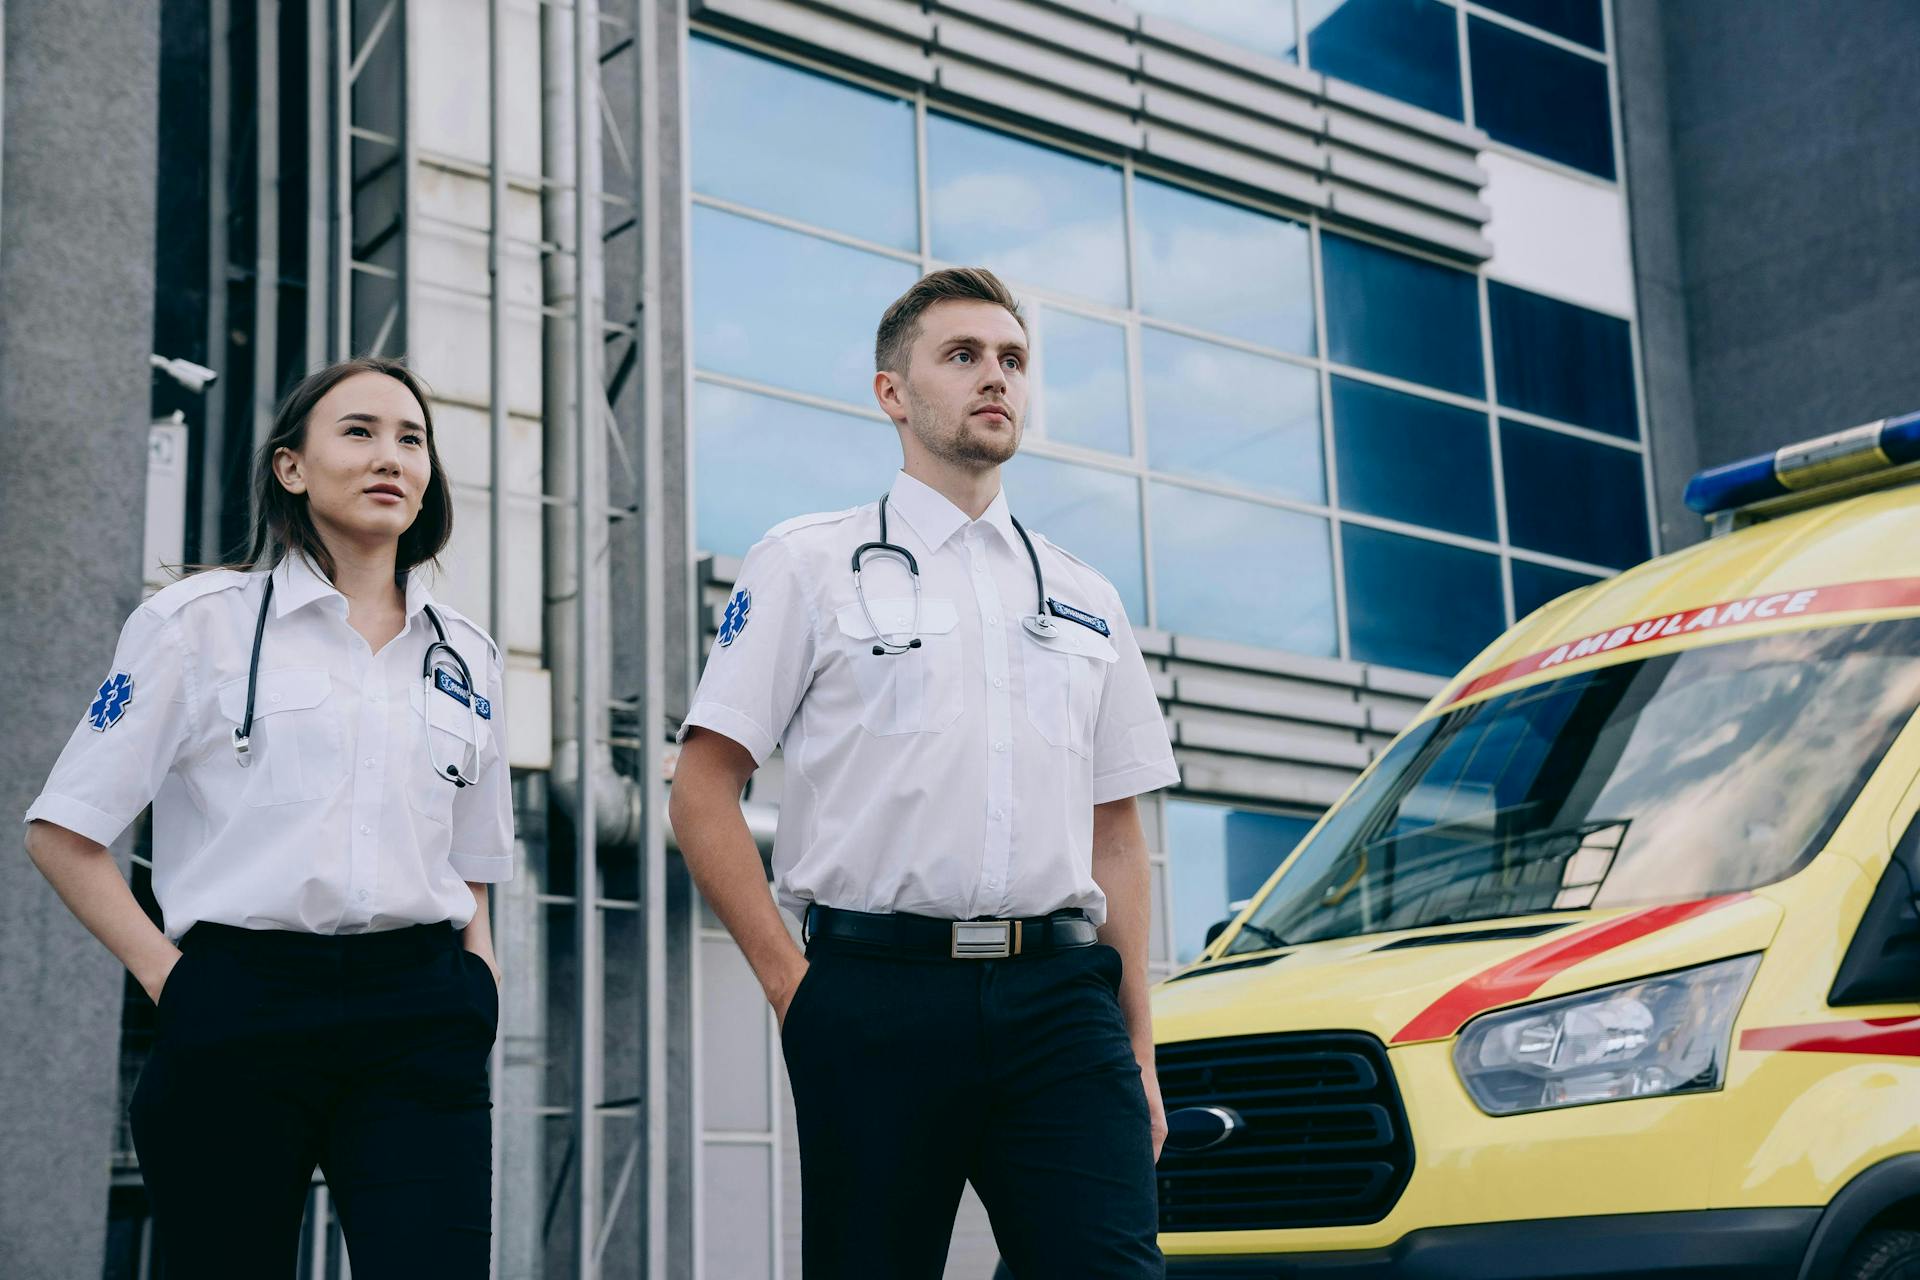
[88,672,135,731]
[764,504,869,542]
[143,568,251,619]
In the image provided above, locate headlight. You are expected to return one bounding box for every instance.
[1452,954,1761,1116]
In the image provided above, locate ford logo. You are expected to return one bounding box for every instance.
[1164,1105,1244,1152]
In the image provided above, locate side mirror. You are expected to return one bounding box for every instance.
[1204,917,1232,948]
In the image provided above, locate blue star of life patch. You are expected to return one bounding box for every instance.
[719,588,752,647]
[88,672,134,732]
[434,667,492,719]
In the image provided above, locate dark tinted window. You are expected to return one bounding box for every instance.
[1469,17,1615,178]
[1332,377,1495,540]
[1343,525,1505,675]
[1475,0,1605,50]
[1307,0,1463,120]
[1500,421,1649,569]
[1511,559,1603,618]
[1489,282,1637,439]
[1323,234,1484,398]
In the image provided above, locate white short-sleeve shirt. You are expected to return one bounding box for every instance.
[23,552,515,940]
[679,470,1179,927]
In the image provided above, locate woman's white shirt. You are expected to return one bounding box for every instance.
[23,553,515,940]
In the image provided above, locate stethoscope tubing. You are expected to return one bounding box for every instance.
[232,569,478,787]
[852,494,1056,656]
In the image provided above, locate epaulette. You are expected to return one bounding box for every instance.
[142,568,253,619]
[764,504,868,541]
[428,602,503,668]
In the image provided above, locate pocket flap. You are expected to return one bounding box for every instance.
[409,677,482,742]
[216,667,331,723]
[833,597,960,641]
[1028,623,1117,662]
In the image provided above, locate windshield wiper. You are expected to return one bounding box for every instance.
[1230,922,1290,951]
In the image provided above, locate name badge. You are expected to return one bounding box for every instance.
[435,668,492,719]
[1046,597,1110,637]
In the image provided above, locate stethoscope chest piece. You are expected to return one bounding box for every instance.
[1021,614,1061,640]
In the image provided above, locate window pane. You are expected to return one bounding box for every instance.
[1143,328,1323,504]
[1511,558,1603,618]
[1323,233,1484,398]
[926,114,1128,307]
[1331,377,1495,540]
[1489,281,1637,439]
[692,206,918,404]
[1003,454,1146,622]
[1167,800,1317,964]
[1343,524,1505,675]
[1133,177,1314,353]
[689,38,917,249]
[1476,0,1604,50]
[1468,17,1615,178]
[1500,421,1649,569]
[1150,482,1336,654]
[693,382,894,558]
[1129,0,1300,61]
[1039,309,1131,456]
[1304,0,1463,120]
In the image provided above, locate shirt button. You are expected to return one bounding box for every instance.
[993,740,1005,752]
[992,677,1004,689]
[363,757,375,769]
[358,890,369,902]
[359,824,371,835]
[270,692,283,704]
[371,691,385,703]
[993,809,1005,821]
[986,616,998,626]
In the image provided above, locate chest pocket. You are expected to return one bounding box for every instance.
[214,668,346,806]
[1022,625,1116,758]
[407,678,487,828]
[833,596,963,736]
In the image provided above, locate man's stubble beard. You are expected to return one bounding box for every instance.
[903,380,1020,469]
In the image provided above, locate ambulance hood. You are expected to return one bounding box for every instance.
[1151,892,1783,1050]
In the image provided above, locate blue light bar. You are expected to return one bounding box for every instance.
[1685,410,1920,515]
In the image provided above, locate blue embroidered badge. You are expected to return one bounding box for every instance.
[1046,597,1111,637]
[719,588,752,647]
[434,668,491,718]
[88,672,134,732]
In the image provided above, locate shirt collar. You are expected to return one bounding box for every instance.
[270,550,436,622]
[885,470,1022,556]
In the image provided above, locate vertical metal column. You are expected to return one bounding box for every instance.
[485,4,508,1277]
[632,0,671,1270]
[253,0,281,447]
[202,0,233,553]
[574,0,604,1274]
[307,0,333,366]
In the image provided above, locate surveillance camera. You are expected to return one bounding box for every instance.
[150,354,220,394]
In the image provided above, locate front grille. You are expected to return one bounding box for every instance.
[1155,1032,1414,1233]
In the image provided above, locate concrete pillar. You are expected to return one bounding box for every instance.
[0,2,160,1276]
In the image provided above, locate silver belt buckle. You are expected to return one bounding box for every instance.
[951,920,1014,959]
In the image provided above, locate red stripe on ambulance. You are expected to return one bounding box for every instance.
[1390,895,1749,1045]
[1741,1016,1920,1058]
[1448,577,1920,706]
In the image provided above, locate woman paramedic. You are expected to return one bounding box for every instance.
[21,356,514,1277]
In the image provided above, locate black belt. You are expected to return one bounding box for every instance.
[803,904,1097,959]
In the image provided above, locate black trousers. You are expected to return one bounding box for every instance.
[128,921,497,1278]
[780,937,1164,1280]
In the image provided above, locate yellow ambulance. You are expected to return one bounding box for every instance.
[1153,415,1920,1280]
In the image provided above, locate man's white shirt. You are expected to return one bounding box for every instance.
[680,470,1179,927]
[24,552,515,940]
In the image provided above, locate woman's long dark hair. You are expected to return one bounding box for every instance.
[228,356,453,585]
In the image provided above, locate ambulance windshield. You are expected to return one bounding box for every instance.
[1227,617,1920,953]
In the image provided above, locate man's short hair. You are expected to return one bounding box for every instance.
[874,267,1027,374]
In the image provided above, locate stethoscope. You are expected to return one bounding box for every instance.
[232,573,480,787]
[851,494,1060,655]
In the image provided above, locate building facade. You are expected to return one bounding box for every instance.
[4,0,1920,1277]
